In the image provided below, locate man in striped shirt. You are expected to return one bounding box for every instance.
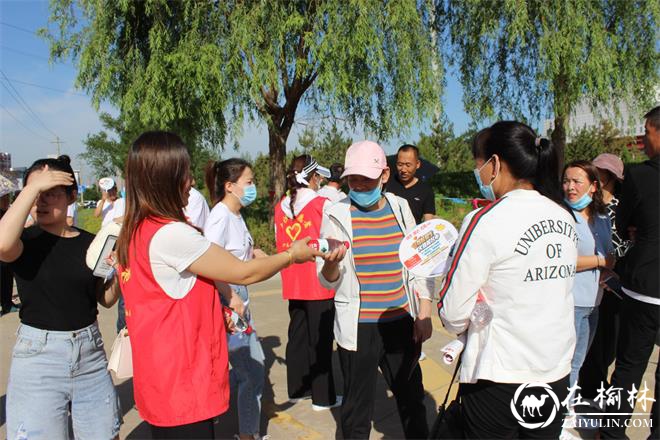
[318,140,433,439]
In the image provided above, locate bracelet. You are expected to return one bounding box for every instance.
[284,249,294,267]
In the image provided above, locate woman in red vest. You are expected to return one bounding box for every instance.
[274,154,341,411]
[116,132,322,439]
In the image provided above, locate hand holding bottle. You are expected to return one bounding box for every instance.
[288,237,324,263]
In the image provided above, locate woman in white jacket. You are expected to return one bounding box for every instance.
[438,121,578,438]
[318,140,433,439]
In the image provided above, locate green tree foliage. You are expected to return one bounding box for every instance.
[565,121,642,164]
[437,0,659,159]
[416,117,474,172]
[81,112,214,188]
[82,185,101,201]
[44,0,443,199]
[251,123,353,198]
[298,124,352,167]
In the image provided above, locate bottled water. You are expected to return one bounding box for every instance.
[308,238,350,253]
[470,300,493,328]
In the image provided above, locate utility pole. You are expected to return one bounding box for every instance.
[51,137,64,156]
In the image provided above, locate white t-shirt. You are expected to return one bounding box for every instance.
[67,202,78,226]
[149,222,211,299]
[203,202,253,262]
[317,185,347,203]
[98,198,125,227]
[184,187,210,230]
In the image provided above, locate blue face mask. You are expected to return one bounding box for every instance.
[473,157,498,201]
[349,179,382,208]
[564,193,592,211]
[235,184,257,207]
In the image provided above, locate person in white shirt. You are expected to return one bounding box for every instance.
[184,185,210,229]
[203,158,267,440]
[438,121,578,438]
[316,163,347,203]
[93,178,125,227]
[66,201,78,227]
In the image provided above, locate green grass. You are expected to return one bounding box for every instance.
[78,208,102,234]
[435,198,473,229]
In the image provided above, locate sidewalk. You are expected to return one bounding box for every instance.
[0,275,656,439]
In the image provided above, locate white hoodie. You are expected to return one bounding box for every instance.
[439,189,578,384]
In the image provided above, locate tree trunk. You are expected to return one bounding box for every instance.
[551,113,567,171]
[552,70,569,172]
[268,127,288,203]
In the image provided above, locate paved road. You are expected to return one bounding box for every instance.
[1,275,656,439]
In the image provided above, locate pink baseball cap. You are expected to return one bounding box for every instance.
[341,140,388,179]
[592,153,624,181]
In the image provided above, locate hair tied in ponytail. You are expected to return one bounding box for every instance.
[535,137,547,154]
[57,154,72,166]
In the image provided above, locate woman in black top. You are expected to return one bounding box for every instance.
[0,156,122,440]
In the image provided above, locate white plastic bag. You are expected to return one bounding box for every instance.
[107,328,133,379]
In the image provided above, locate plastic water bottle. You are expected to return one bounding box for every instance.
[223,307,253,334]
[308,238,350,253]
[470,300,493,328]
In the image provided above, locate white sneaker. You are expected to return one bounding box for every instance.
[312,395,343,411]
[288,396,311,404]
[419,351,427,361]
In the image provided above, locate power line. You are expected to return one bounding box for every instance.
[1,45,50,61]
[0,80,51,137]
[1,104,51,142]
[0,70,59,139]
[0,21,38,35]
[4,77,87,97]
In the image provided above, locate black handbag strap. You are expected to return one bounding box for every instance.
[441,355,462,407]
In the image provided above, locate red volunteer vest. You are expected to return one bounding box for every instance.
[118,218,229,426]
[275,196,334,301]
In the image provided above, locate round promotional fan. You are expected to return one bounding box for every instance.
[99,177,115,191]
[398,218,459,278]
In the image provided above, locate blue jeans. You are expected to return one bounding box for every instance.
[571,306,599,388]
[6,322,121,440]
[228,285,265,436]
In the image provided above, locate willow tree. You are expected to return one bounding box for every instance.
[44,0,442,198]
[437,0,659,158]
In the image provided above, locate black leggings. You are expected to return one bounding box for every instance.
[150,418,214,439]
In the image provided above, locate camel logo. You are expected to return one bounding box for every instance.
[510,382,560,429]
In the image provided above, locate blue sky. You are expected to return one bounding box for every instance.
[1,1,473,184]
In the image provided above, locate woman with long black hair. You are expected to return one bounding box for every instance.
[438,121,579,438]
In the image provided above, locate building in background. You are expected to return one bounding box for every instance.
[544,87,660,148]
